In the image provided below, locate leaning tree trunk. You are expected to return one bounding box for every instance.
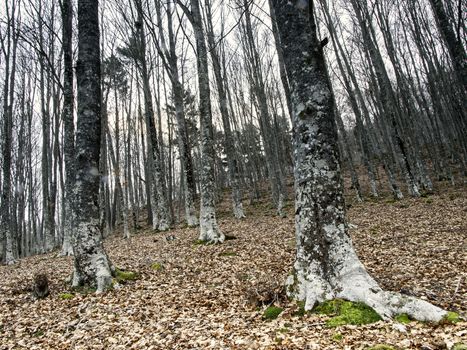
[72,0,112,292]
[428,0,466,90]
[271,0,446,322]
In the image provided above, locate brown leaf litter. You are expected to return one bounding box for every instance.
[0,184,466,349]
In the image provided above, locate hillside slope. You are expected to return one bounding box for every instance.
[0,186,466,349]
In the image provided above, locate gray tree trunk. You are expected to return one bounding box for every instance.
[60,0,74,256]
[1,1,19,264]
[205,0,245,219]
[72,0,112,292]
[429,0,466,90]
[164,1,198,226]
[271,0,445,322]
[135,0,170,231]
[179,0,224,243]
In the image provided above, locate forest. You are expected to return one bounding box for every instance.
[0,0,466,348]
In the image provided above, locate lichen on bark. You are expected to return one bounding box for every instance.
[71,0,112,292]
[272,0,446,322]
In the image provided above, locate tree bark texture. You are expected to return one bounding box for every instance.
[271,0,445,322]
[72,0,112,292]
[186,0,224,243]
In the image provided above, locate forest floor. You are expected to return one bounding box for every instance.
[0,182,466,349]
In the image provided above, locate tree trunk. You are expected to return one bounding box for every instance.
[429,0,466,90]
[72,0,112,292]
[163,1,198,226]
[135,0,170,231]
[271,0,445,322]
[60,0,75,256]
[205,0,245,219]
[179,0,224,243]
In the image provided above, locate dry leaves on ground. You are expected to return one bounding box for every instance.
[0,184,466,349]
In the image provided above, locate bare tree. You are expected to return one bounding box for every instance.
[71,0,112,292]
[271,0,446,322]
[177,0,224,243]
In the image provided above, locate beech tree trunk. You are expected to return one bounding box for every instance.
[205,0,245,219]
[135,0,170,231]
[72,0,112,292]
[60,0,74,256]
[1,1,19,264]
[163,1,198,227]
[179,0,224,243]
[429,0,466,90]
[271,0,446,322]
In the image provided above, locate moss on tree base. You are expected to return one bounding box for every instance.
[313,299,382,327]
[442,311,461,324]
[113,268,139,285]
[263,306,283,320]
[394,313,411,324]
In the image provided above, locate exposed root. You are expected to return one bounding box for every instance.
[288,236,447,322]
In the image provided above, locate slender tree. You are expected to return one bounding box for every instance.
[60,0,74,255]
[177,0,224,243]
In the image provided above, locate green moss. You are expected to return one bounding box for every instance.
[151,263,163,271]
[442,311,461,324]
[313,299,343,315]
[32,330,44,337]
[194,239,212,246]
[287,269,299,296]
[395,313,411,324]
[263,306,283,320]
[277,327,289,334]
[366,345,396,350]
[59,293,74,300]
[332,333,343,342]
[219,251,237,257]
[293,301,306,317]
[452,344,467,350]
[114,268,138,283]
[314,299,382,327]
[71,285,96,294]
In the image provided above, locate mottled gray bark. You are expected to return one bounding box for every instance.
[429,0,466,90]
[36,1,55,253]
[1,1,19,264]
[135,0,170,231]
[272,0,445,322]
[205,0,245,219]
[72,0,112,292]
[60,0,74,256]
[242,1,287,216]
[163,1,198,226]
[178,0,224,243]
